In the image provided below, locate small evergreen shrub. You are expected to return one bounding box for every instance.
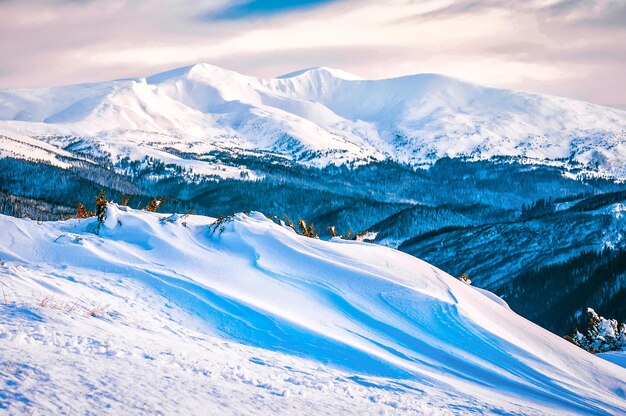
[350,230,378,242]
[209,212,249,235]
[282,214,295,231]
[64,202,95,220]
[210,215,235,235]
[145,197,165,212]
[95,190,108,233]
[565,308,626,353]
[120,193,131,206]
[457,273,472,285]
[297,219,318,238]
[277,217,377,241]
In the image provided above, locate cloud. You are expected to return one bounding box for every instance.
[0,0,624,108]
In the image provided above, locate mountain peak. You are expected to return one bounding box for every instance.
[1,62,626,178]
[277,66,363,81]
[146,63,243,84]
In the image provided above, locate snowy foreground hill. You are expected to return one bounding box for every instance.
[1,63,626,178]
[0,205,625,415]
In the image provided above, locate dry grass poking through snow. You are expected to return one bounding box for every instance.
[36,293,110,317]
[1,290,110,318]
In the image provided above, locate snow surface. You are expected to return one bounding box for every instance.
[599,352,626,370]
[0,132,74,169]
[0,63,625,177]
[0,205,625,415]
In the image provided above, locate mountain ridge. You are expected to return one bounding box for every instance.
[0,63,625,178]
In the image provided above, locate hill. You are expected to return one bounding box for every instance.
[0,205,625,414]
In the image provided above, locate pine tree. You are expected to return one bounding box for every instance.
[565,308,626,353]
[94,190,108,234]
[145,197,165,212]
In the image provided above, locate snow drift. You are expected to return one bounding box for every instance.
[1,63,625,177]
[0,205,625,415]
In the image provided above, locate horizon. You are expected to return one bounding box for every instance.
[1,0,624,110]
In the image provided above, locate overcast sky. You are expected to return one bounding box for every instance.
[1,0,624,108]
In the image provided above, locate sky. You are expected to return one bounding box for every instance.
[1,0,625,109]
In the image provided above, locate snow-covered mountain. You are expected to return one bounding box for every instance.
[0,206,625,415]
[1,63,625,178]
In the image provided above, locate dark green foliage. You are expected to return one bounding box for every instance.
[209,215,234,235]
[0,191,73,219]
[67,202,94,219]
[520,197,556,221]
[296,219,318,238]
[502,248,626,335]
[209,211,250,235]
[282,214,295,231]
[371,204,485,243]
[145,197,168,213]
[398,225,471,250]
[565,308,626,353]
[2,155,623,227]
[568,190,626,212]
[345,230,374,241]
[95,190,108,233]
[120,193,131,206]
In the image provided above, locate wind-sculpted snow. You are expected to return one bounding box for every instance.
[0,205,625,414]
[0,63,625,178]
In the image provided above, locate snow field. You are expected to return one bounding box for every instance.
[0,205,624,414]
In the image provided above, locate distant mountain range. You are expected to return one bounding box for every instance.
[1,63,625,178]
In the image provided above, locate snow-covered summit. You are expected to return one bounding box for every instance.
[0,206,625,414]
[277,66,364,80]
[0,63,625,177]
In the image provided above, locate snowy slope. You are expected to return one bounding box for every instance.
[600,352,626,370]
[0,206,625,415]
[0,63,625,177]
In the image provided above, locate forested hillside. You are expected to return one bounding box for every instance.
[2,154,626,335]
